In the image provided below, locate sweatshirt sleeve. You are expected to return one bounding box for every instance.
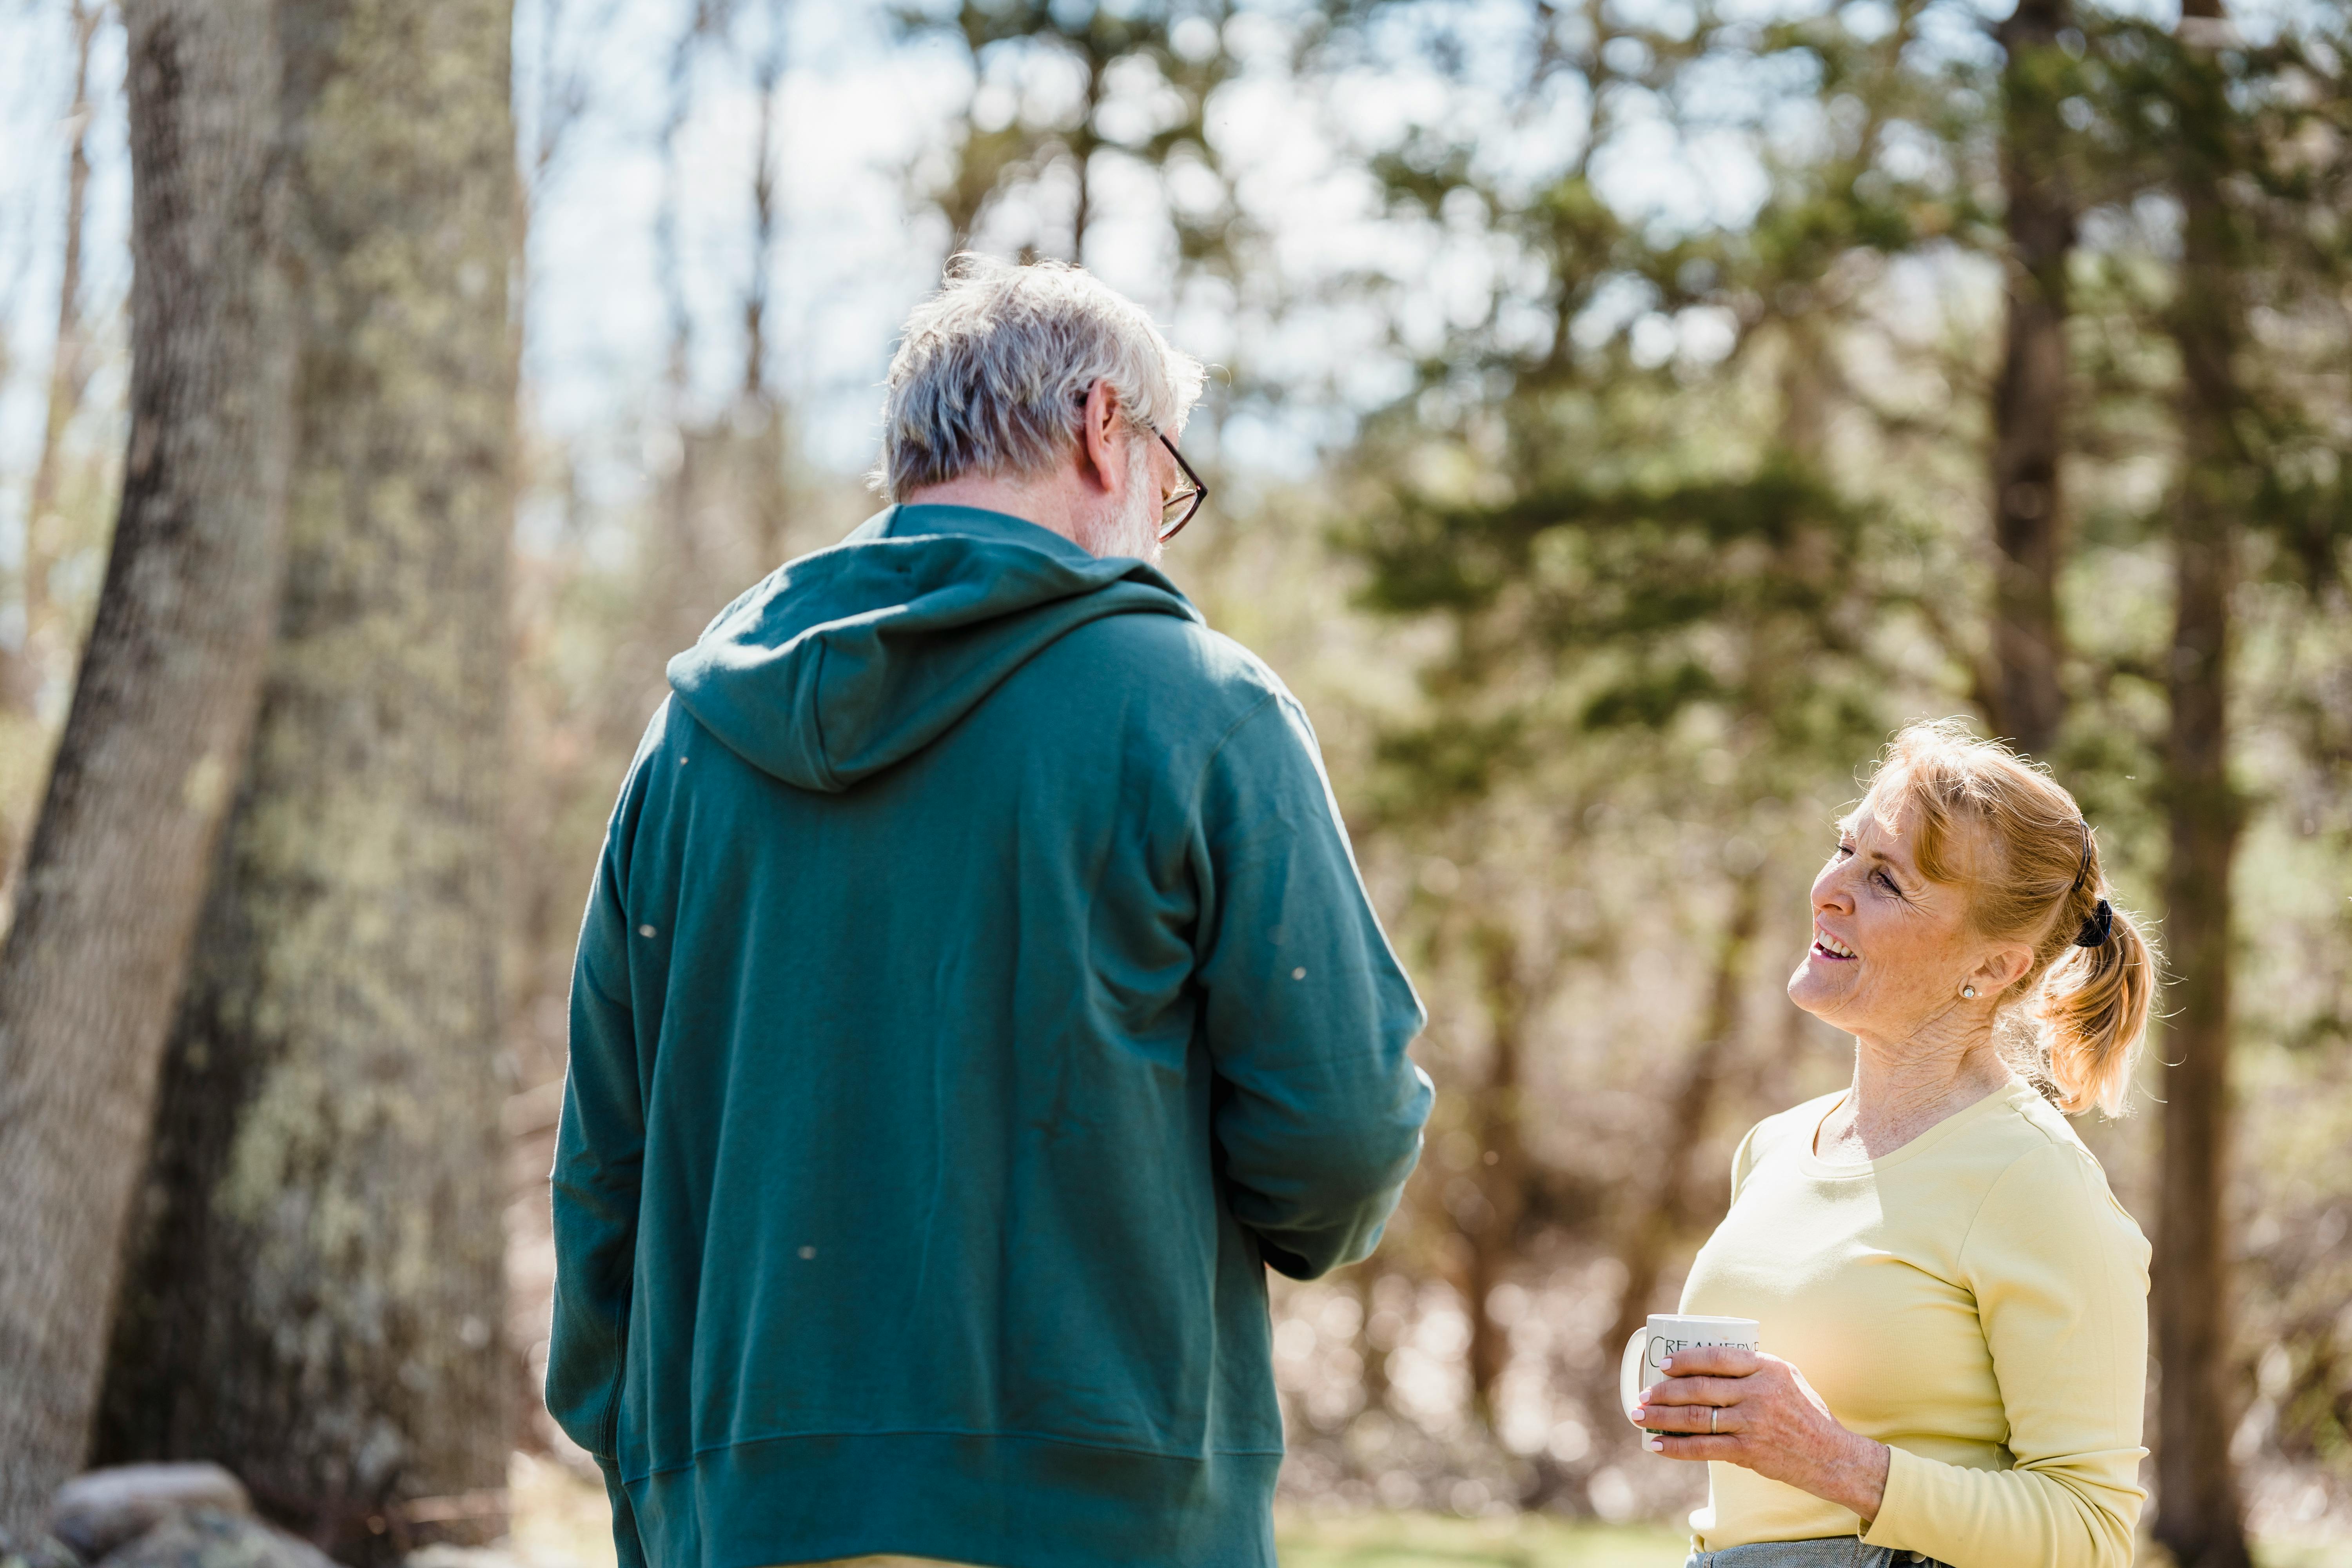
[1191,691,1434,1280]
[1861,1140,2151,1568]
[545,744,655,1548]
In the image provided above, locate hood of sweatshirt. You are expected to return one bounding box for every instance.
[666,504,1201,793]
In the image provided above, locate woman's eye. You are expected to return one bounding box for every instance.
[1834,842,1855,859]
[1875,870,1903,897]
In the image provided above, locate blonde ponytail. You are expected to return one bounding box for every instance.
[2036,897,2157,1116]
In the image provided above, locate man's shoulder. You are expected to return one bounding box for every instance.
[1051,609,1296,726]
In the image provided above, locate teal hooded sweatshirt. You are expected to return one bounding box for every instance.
[548,504,1431,1568]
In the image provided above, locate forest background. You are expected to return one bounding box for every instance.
[0,0,2346,1565]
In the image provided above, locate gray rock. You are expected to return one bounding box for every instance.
[47,1466,251,1564]
[0,1523,82,1568]
[94,1513,334,1568]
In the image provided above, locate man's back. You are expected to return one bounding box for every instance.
[548,505,1430,1568]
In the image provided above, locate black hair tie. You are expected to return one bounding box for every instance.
[2070,822,2096,893]
[2075,898,2114,948]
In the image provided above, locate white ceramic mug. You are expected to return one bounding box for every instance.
[1619,1314,1760,1433]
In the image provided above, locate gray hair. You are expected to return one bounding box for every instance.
[872,255,1206,501]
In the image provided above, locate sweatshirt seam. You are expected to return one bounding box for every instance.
[622,1426,1284,1483]
[578,943,630,1009]
[806,635,840,792]
[1186,690,1284,821]
[592,1290,631,1460]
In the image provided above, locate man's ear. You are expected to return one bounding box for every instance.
[1076,379,1120,495]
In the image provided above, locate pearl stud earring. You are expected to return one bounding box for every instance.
[1960,984,1978,999]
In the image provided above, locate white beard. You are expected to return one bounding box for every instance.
[1073,436,1163,563]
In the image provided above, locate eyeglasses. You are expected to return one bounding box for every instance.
[1154,431,1208,543]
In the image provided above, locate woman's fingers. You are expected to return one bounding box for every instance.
[1630,1400,1731,1434]
[1660,1345,1760,1378]
[1644,1432,1741,1462]
[1642,1373,1748,1408]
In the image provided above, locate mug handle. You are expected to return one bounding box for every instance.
[1619,1326,1651,1425]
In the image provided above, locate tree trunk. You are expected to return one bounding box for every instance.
[1777,317,1828,469]
[1457,922,1532,1426]
[94,1,519,1558]
[1987,0,2074,758]
[0,0,294,1531]
[1351,1268,1391,1415]
[2152,5,2252,1563]
[741,6,783,410]
[1605,865,1763,1360]
[1069,53,1102,265]
[739,10,792,569]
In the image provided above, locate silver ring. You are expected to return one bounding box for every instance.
[1709,1406,1718,1435]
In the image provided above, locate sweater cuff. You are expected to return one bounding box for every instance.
[1858,1443,1925,1553]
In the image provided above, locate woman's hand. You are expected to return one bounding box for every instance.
[1628,1345,1891,1523]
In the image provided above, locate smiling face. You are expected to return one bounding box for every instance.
[1787,793,2029,1043]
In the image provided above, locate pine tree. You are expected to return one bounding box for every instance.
[1986,0,2079,755]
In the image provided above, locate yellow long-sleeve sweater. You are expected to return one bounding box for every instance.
[1677,1081,2150,1568]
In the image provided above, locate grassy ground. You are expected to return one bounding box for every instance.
[510,1454,2347,1568]
[2246,1537,2351,1568]
[1274,1508,1685,1568]
[509,1459,1693,1567]
[1273,1510,2352,1568]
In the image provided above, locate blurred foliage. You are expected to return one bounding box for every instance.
[893,0,1248,271]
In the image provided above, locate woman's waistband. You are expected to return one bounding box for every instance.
[1684,1541,1948,1568]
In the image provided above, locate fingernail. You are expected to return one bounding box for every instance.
[1661,1356,1675,1372]
[1646,1437,1664,1452]
[1630,1406,1647,1421]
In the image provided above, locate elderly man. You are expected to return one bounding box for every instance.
[546,257,1431,1568]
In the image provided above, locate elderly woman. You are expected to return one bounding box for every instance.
[1630,722,2155,1568]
